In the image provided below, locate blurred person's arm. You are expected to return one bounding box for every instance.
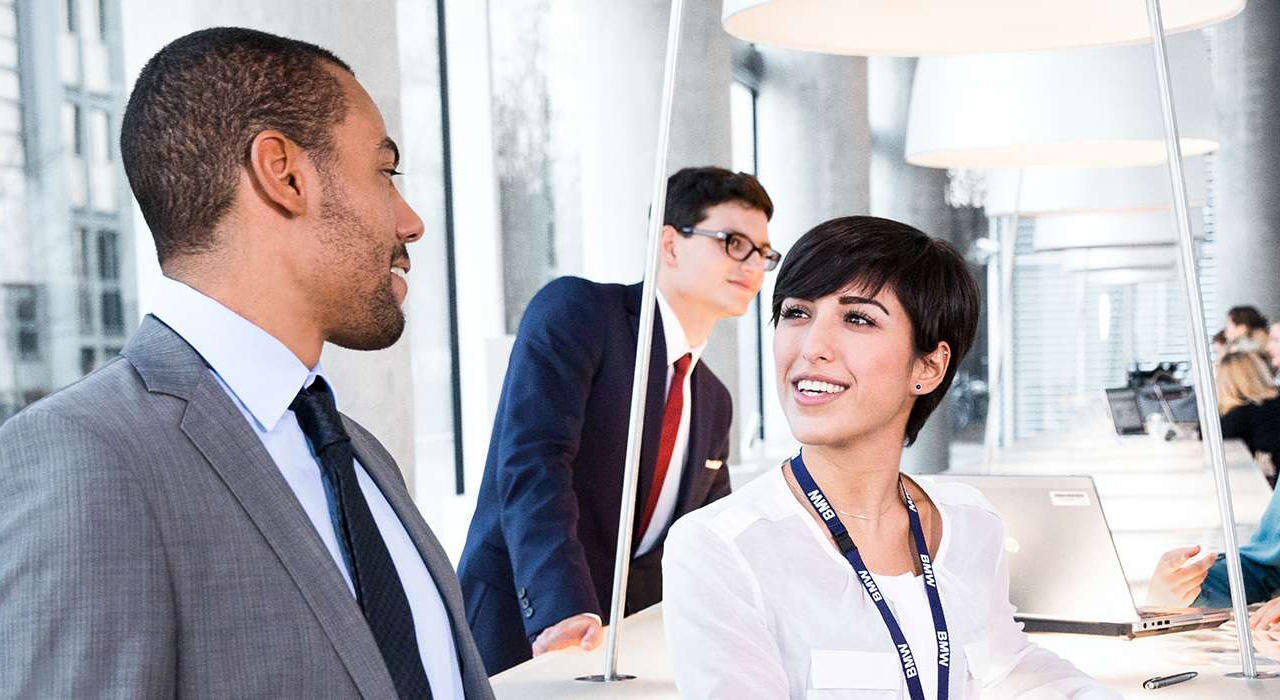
[1145,545,1217,608]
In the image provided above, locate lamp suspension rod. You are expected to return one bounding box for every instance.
[593,0,687,684]
[1143,0,1259,679]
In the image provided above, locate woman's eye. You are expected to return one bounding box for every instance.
[780,305,808,319]
[846,311,874,326]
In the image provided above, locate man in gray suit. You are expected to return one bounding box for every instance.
[0,28,493,699]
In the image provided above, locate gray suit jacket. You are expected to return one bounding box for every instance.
[0,316,494,699]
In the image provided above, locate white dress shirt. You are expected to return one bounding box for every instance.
[663,465,1121,699]
[635,290,707,556]
[150,276,465,699]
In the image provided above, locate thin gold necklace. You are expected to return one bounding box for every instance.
[836,477,905,520]
[836,498,899,520]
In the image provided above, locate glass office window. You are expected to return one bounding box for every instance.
[1,0,135,425]
[5,285,42,361]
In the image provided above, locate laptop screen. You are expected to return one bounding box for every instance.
[1105,387,1145,435]
[928,475,1141,624]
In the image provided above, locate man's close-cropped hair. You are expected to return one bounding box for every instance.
[120,27,353,264]
[664,166,774,231]
[770,215,981,446]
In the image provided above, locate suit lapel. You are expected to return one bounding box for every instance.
[346,427,486,685]
[673,368,717,522]
[126,317,397,698]
[628,284,669,548]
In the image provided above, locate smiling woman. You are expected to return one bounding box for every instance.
[662,216,1120,699]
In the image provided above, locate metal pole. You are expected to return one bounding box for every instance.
[982,216,1002,469]
[577,0,686,684]
[1143,0,1269,680]
[1000,172,1021,450]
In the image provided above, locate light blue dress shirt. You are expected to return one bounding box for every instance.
[150,276,464,699]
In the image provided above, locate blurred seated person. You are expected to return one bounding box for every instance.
[663,216,1117,699]
[1148,483,1280,611]
[1213,329,1228,359]
[1269,321,1280,380]
[1148,353,1280,609]
[1226,305,1270,353]
[1218,351,1280,489]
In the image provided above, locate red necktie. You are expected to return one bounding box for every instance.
[637,353,692,541]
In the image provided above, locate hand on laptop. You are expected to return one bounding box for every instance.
[1249,597,1280,630]
[1146,545,1217,608]
[531,613,603,657]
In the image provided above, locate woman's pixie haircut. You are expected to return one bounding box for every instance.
[771,216,981,446]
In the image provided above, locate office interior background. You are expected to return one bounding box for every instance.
[2,0,1278,599]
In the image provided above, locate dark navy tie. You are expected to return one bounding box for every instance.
[291,377,434,700]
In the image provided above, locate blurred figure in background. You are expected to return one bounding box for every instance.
[1268,321,1280,379]
[1148,351,1280,610]
[458,167,777,675]
[1218,351,1280,489]
[1225,305,1270,353]
[1212,329,1228,359]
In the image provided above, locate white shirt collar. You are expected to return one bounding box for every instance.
[149,275,326,432]
[654,289,706,370]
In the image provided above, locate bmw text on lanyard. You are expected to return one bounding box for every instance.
[790,452,950,700]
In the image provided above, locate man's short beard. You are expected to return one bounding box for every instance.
[329,274,405,351]
[317,180,406,351]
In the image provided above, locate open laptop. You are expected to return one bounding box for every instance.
[930,474,1229,638]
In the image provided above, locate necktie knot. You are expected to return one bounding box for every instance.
[672,352,692,382]
[290,377,350,452]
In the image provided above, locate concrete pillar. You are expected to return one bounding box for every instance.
[1209,4,1280,323]
[868,57,953,474]
[753,49,870,460]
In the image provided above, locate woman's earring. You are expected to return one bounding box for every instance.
[915,383,923,392]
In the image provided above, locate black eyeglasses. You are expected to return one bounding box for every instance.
[678,227,781,271]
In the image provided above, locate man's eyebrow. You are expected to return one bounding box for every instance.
[379,137,400,168]
[720,228,772,248]
[837,295,889,315]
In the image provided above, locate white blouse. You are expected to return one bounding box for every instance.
[662,466,1120,699]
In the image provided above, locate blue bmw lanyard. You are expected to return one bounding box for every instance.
[790,452,950,700]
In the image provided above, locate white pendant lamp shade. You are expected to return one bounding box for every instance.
[1032,210,1204,251]
[905,34,1217,169]
[1088,268,1175,286]
[721,0,1244,57]
[984,159,1208,218]
[1060,245,1178,272]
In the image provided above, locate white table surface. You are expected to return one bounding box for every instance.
[492,604,1280,698]
[493,437,1277,697]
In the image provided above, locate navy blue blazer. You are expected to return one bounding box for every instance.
[457,277,733,675]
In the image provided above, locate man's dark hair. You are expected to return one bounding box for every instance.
[1228,305,1268,332]
[121,27,353,263]
[771,216,980,446]
[663,166,773,230]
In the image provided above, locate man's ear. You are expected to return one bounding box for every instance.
[247,130,310,217]
[660,225,681,267]
[912,341,952,395]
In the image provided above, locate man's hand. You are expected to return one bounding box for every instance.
[1250,597,1280,630]
[1146,545,1217,608]
[531,613,603,657]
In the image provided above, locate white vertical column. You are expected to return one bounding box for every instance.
[755,49,871,462]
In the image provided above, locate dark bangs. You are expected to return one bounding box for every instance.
[771,216,981,446]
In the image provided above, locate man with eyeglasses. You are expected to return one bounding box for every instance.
[459,167,776,675]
